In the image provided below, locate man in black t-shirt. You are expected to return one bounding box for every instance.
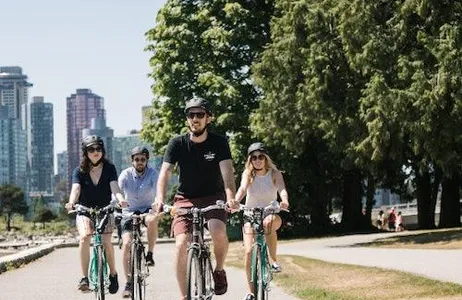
[154,97,237,300]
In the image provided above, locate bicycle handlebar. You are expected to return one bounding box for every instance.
[68,202,115,215]
[239,200,289,214]
[115,209,165,220]
[163,200,227,216]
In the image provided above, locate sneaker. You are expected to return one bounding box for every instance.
[271,262,282,273]
[78,277,90,292]
[146,251,155,267]
[109,273,119,294]
[122,281,131,298]
[243,293,255,300]
[212,269,228,295]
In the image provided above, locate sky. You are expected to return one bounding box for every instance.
[0,0,167,163]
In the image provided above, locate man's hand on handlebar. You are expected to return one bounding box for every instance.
[226,198,240,212]
[118,199,129,208]
[65,202,75,211]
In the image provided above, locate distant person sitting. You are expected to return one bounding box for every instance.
[395,211,404,232]
[387,207,396,231]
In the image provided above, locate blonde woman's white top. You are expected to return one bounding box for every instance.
[245,170,278,208]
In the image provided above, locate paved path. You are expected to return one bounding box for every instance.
[278,231,462,285]
[0,243,299,300]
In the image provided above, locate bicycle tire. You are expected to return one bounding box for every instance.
[134,245,147,300]
[202,252,214,300]
[130,242,137,300]
[97,246,105,300]
[186,248,203,300]
[252,245,266,300]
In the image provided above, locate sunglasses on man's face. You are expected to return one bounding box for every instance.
[251,154,266,161]
[133,157,147,163]
[87,146,103,153]
[186,111,206,119]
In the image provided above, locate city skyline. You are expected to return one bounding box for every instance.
[0,0,167,159]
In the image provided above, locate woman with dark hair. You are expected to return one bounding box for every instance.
[65,135,128,294]
[235,142,289,300]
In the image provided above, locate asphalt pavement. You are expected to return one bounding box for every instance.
[0,243,299,300]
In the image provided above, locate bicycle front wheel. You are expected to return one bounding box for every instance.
[186,248,203,300]
[97,246,106,300]
[252,245,267,300]
[133,245,147,300]
[202,253,214,300]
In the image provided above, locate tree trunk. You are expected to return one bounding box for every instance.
[310,181,330,234]
[415,169,435,229]
[365,176,375,227]
[341,169,364,231]
[6,212,11,231]
[439,172,461,228]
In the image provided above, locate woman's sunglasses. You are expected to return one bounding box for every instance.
[251,154,266,161]
[87,146,103,153]
[186,112,206,119]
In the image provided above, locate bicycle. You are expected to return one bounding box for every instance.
[239,201,285,300]
[117,210,154,300]
[165,200,227,300]
[69,202,115,300]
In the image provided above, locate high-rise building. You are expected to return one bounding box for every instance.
[0,67,31,192]
[66,89,106,189]
[0,105,28,191]
[82,117,114,161]
[56,151,68,182]
[0,66,32,127]
[28,96,54,194]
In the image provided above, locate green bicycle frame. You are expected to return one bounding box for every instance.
[89,226,109,294]
[251,233,272,289]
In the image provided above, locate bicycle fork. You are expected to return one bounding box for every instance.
[251,242,272,289]
[89,239,109,292]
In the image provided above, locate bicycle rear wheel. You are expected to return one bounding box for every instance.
[97,246,106,300]
[252,245,266,300]
[186,248,203,300]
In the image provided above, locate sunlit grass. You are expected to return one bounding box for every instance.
[226,241,462,300]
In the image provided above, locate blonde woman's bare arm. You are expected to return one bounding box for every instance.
[274,170,289,209]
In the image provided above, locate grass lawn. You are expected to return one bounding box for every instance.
[225,228,462,300]
[357,227,462,249]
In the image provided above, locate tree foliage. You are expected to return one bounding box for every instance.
[0,184,27,231]
[142,0,275,169]
[143,0,462,232]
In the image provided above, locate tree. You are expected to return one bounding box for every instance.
[341,0,462,228]
[0,184,27,231]
[251,0,372,231]
[32,195,56,224]
[142,0,275,170]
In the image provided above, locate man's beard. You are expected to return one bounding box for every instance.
[189,124,208,137]
[135,165,146,173]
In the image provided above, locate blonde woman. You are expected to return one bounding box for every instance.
[235,142,289,300]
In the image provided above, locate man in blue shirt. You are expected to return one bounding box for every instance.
[118,146,159,298]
